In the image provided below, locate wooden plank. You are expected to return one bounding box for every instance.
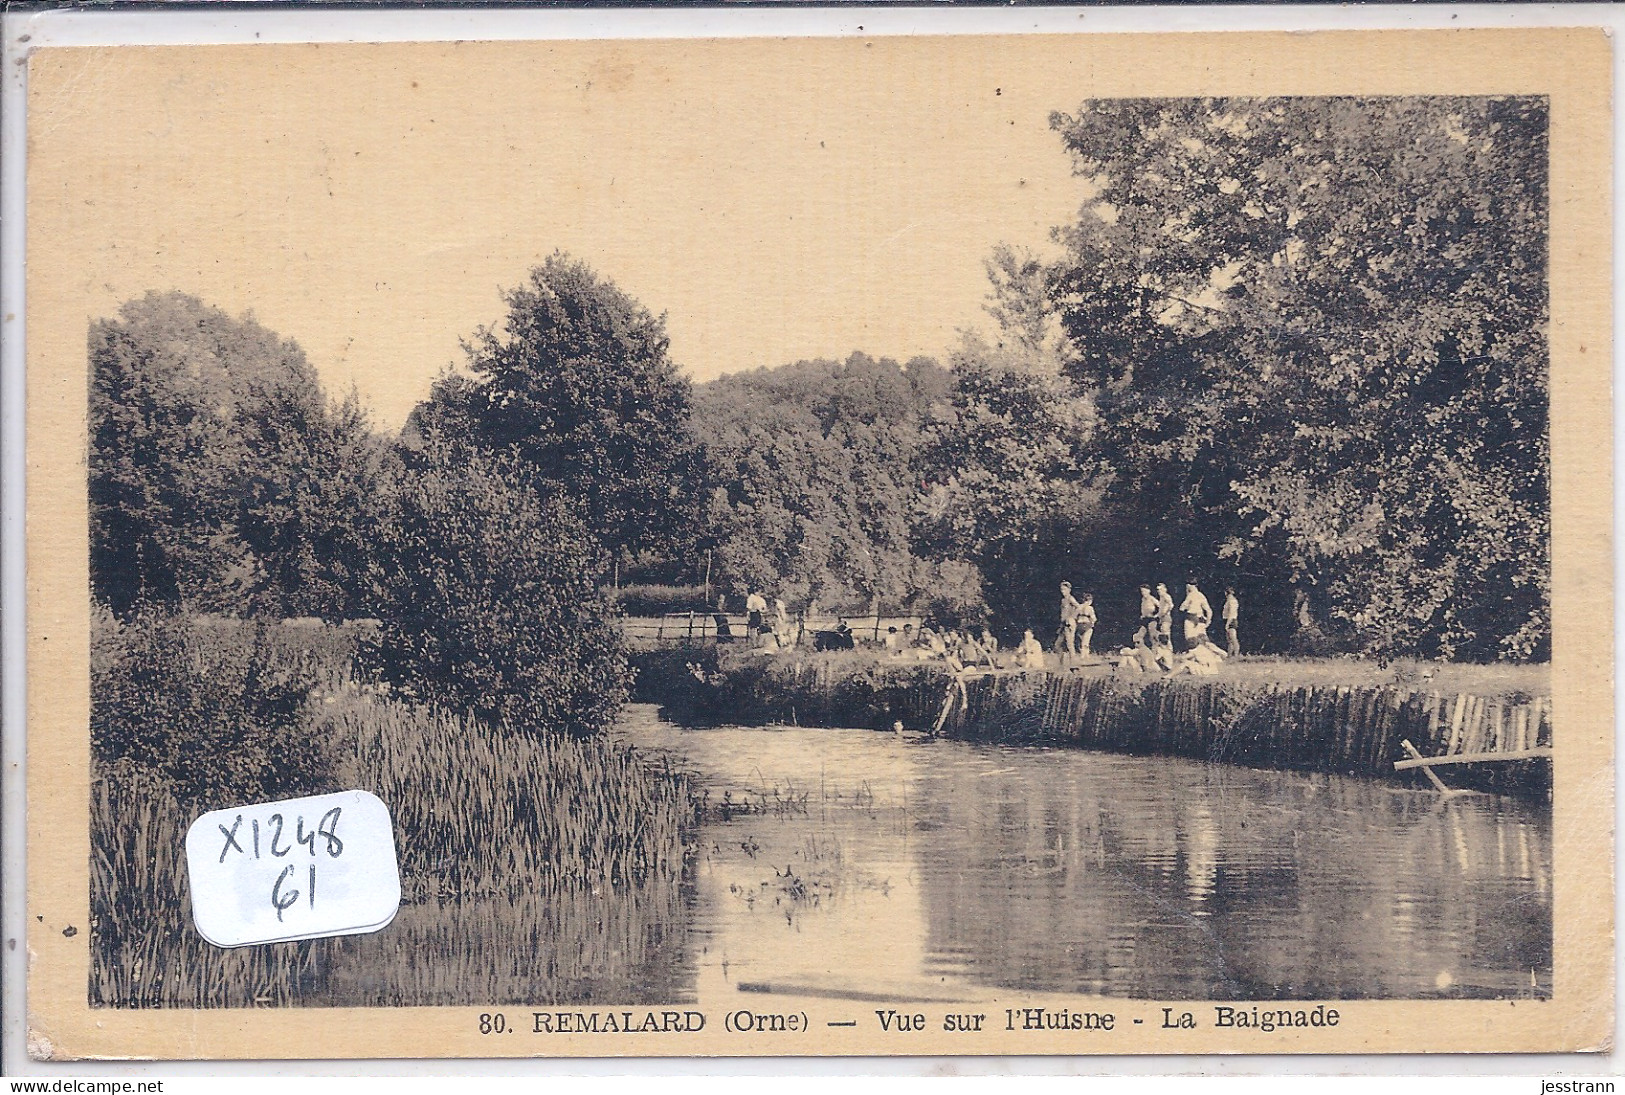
[1399,738,1455,794]
[1394,747,1554,770]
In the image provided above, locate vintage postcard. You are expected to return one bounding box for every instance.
[19,26,1613,1060]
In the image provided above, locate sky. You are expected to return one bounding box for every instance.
[29,37,1093,430]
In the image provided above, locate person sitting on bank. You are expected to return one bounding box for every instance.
[1017,628,1046,670]
[813,620,855,651]
[1172,638,1228,677]
[959,631,995,670]
[1117,628,1175,673]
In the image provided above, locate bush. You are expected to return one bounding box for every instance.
[362,442,628,737]
[91,603,335,805]
[629,646,949,730]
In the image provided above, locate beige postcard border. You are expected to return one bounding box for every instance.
[22,27,1615,1059]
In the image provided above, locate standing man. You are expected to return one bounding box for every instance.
[1077,593,1097,657]
[1155,583,1176,647]
[745,589,768,635]
[1137,584,1158,646]
[1059,581,1083,659]
[1181,578,1212,647]
[1223,587,1241,657]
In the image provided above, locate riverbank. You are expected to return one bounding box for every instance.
[92,616,696,1007]
[630,647,1552,796]
[947,671,1550,797]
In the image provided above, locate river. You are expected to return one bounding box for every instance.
[616,703,1551,1003]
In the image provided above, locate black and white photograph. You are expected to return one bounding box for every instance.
[19,27,1612,1059]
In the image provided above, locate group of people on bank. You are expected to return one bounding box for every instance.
[723,575,1243,678]
[1058,578,1242,677]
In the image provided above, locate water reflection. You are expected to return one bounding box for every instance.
[620,705,1551,1002]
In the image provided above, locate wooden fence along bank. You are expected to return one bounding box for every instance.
[943,672,1552,797]
[630,650,1552,798]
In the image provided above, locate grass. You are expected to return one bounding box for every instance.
[1169,654,1549,699]
[90,616,695,1008]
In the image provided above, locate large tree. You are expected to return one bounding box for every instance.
[1046,96,1549,659]
[417,254,705,563]
[89,292,390,618]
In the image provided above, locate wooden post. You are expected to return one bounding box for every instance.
[934,678,959,735]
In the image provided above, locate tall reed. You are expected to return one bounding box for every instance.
[90,615,695,1008]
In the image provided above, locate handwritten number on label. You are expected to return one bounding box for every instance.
[272,864,299,921]
[318,807,344,856]
[269,813,291,857]
[217,815,245,863]
[297,815,318,856]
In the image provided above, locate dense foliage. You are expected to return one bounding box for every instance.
[90,607,335,804]
[1044,96,1549,659]
[90,91,1554,767]
[912,333,1100,634]
[91,630,690,1008]
[692,352,952,613]
[89,292,392,620]
[411,252,705,564]
[362,438,629,736]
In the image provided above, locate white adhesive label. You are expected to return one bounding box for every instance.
[184,790,401,947]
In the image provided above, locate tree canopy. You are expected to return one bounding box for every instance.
[413,253,705,562]
[1044,96,1549,659]
[693,352,951,613]
[912,333,1099,634]
[89,291,391,619]
[89,98,1553,668]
